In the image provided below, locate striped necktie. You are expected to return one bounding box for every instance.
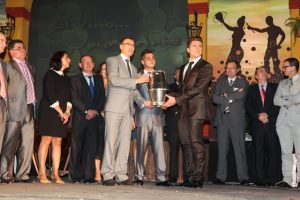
[19,61,35,104]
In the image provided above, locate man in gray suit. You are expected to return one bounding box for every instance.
[134,49,169,186]
[274,57,300,188]
[1,39,35,183]
[0,31,7,157]
[101,37,152,186]
[213,60,249,185]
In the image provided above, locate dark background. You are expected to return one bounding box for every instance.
[28,0,188,100]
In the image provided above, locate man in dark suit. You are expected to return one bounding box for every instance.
[246,66,281,186]
[163,36,212,188]
[1,39,35,183]
[0,31,7,158]
[213,60,249,185]
[70,55,106,183]
[165,67,182,185]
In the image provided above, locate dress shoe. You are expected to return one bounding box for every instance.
[116,179,133,185]
[193,180,203,188]
[183,181,198,188]
[275,181,291,188]
[83,179,96,184]
[1,179,13,184]
[135,179,145,186]
[240,179,249,186]
[103,179,115,186]
[255,181,266,187]
[156,180,170,186]
[212,179,225,185]
[14,179,34,183]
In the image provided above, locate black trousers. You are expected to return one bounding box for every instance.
[177,116,205,182]
[69,117,99,181]
[252,125,282,184]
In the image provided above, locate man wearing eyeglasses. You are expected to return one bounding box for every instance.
[274,57,300,188]
[101,37,152,186]
[0,31,8,161]
[0,39,35,183]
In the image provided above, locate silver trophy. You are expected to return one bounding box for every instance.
[148,70,168,107]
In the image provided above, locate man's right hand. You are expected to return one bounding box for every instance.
[136,75,150,84]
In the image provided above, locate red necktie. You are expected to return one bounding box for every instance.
[0,63,7,99]
[261,85,266,106]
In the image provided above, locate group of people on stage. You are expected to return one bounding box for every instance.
[0,29,299,189]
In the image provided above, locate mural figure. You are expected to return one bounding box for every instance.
[215,12,246,64]
[248,16,285,80]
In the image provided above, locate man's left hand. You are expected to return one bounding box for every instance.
[143,100,153,108]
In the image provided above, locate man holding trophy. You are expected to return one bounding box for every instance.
[163,37,213,188]
[134,49,169,186]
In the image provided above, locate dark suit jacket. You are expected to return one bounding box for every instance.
[165,82,179,134]
[175,59,212,120]
[4,59,35,121]
[245,82,279,134]
[71,74,106,124]
[213,76,248,128]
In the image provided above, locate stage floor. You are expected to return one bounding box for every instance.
[0,180,299,200]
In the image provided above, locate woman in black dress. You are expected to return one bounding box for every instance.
[38,51,72,184]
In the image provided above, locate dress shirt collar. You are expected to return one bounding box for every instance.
[82,72,93,77]
[52,69,64,76]
[120,53,130,61]
[143,69,154,75]
[291,74,299,83]
[258,82,268,90]
[188,56,201,68]
[227,76,237,83]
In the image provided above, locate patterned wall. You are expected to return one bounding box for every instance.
[28,0,188,99]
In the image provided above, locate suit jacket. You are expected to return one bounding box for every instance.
[274,76,300,127]
[246,82,279,134]
[213,76,248,128]
[104,55,144,116]
[135,73,164,127]
[4,59,35,121]
[175,59,212,120]
[71,73,106,123]
[165,82,179,133]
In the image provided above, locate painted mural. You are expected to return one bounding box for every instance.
[208,0,291,83]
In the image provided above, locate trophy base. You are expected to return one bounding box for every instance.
[149,88,167,108]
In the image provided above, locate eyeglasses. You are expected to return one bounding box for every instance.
[282,65,291,69]
[13,47,26,51]
[121,43,135,47]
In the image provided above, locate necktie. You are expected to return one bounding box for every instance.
[19,61,35,104]
[184,61,194,81]
[125,59,132,78]
[0,63,7,99]
[224,79,234,114]
[229,79,234,86]
[87,76,94,97]
[261,85,266,106]
[290,78,293,87]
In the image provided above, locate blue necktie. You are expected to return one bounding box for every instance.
[87,76,94,97]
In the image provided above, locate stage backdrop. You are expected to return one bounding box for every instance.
[208,0,291,83]
[28,0,188,100]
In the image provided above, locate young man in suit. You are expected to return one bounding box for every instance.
[101,37,152,186]
[165,67,182,185]
[213,60,249,185]
[134,49,169,186]
[246,66,281,186]
[1,39,35,183]
[274,57,300,188]
[0,31,7,158]
[70,55,106,183]
[163,36,212,188]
